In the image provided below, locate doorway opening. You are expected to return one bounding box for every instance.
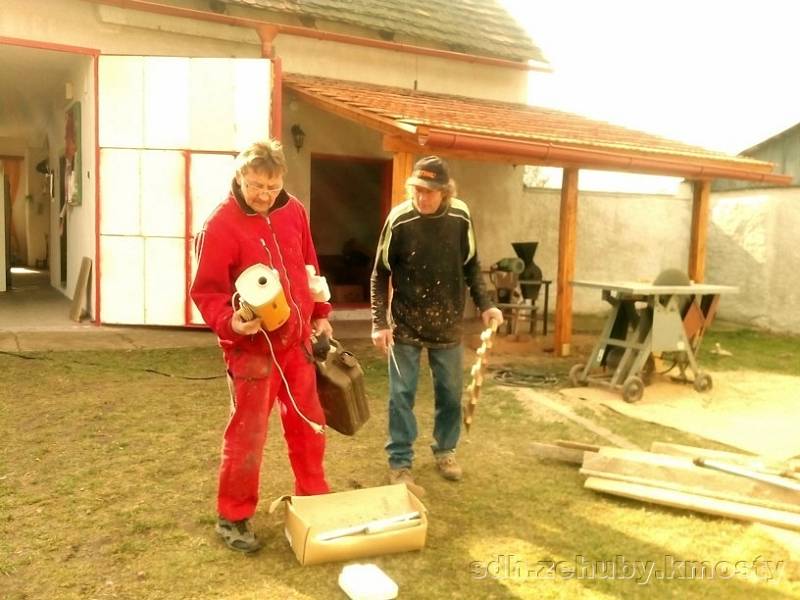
[0,41,92,299]
[310,155,391,306]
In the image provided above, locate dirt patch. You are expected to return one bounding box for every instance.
[562,369,800,460]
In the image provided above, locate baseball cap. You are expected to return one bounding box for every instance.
[406,156,450,190]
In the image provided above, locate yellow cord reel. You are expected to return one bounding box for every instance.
[234,263,290,331]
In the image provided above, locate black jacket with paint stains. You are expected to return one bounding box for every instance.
[370,197,493,348]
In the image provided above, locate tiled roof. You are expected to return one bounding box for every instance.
[284,73,780,179]
[217,0,545,63]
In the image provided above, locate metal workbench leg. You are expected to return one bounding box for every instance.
[579,299,621,381]
[542,281,550,336]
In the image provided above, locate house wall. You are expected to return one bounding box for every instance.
[44,57,95,295]
[2,0,527,103]
[275,36,527,103]
[3,0,529,309]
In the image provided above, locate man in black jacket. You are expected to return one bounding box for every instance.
[370,156,502,494]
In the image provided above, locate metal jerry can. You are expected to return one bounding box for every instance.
[314,338,370,436]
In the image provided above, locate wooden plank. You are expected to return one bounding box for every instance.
[530,442,584,465]
[694,459,800,493]
[650,442,800,474]
[554,167,578,357]
[581,468,800,515]
[688,179,710,282]
[555,439,601,452]
[70,257,92,322]
[582,452,800,513]
[585,476,800,531]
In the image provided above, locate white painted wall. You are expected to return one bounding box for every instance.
[707,188,800,333]
[49,58,96,302]
[276,36,528,103]
[464,172,693,313]
[504,181,800,334]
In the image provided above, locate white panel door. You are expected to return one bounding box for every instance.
[144,237,185,325]
[98,57,144,148]
[98,55,271,326]
[190,59,236,151]
[188,153,236,325]
[140,150,185,237]
[100,236,145,324]
[144,57,190,150]
[99,149,142,236]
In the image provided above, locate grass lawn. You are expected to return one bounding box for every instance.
[1,326,798,599]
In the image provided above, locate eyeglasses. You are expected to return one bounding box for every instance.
[243,180,283,198]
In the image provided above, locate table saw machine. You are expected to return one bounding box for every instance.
[568,278,738,402]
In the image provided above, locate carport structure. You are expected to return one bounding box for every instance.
[283,73,791,356]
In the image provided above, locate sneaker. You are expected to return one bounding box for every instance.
[435,453,463,481]
[215,517,262,553]
[387,467,426,497]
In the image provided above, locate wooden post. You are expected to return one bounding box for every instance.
[689,180,710,282]
[391,151,415,207]
[553,168,579,357]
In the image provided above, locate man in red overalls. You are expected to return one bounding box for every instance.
[191,139,333,553]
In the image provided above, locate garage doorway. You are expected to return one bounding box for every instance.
[310,155,391,306]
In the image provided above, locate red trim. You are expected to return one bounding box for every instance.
[0,36,99,56]
[94,55,101,325]
[271,57,282,139]
[184,151,193,326]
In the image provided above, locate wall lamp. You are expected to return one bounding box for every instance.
[290,124,305,152]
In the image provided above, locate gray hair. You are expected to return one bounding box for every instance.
[234,139,288,177]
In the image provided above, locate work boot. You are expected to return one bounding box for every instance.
[435,453,463,481]
[215,517,262,553]
[388,467,426,497]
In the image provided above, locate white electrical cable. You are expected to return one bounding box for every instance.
[259,329,324,435]
[231,285,325,435]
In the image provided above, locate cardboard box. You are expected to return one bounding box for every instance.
[269,484,427,566]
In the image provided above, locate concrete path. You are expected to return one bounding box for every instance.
[0,268,370,352]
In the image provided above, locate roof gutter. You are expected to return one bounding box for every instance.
[418,129,792,184]
[86,0,549,72]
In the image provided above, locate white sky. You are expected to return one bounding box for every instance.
[501,0,800,155]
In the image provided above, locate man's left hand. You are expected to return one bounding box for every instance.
[312,317,333,339]
[481,307,504,328]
